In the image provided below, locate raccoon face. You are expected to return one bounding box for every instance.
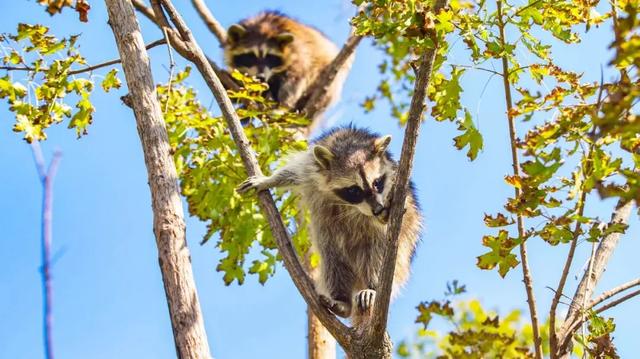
[313,135,394,223]
[225,24,293,82]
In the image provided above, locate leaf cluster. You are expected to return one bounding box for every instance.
[160,68,311,285]
[0,24,118,142]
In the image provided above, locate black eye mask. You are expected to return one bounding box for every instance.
[334,185,366,204]
[233,53,258,68]
[233,53,284,69]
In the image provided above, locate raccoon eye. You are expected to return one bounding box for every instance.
[264,54,284,68]
[373,175,386,193]
[335,185,364,204]
[233,53,258,68]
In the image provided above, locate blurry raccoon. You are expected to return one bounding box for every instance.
[237,126,422,323]
[224,11,350,121]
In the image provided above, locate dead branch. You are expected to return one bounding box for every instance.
[104,1,211,357]
[555,198,634,356]
[190,0,227,44]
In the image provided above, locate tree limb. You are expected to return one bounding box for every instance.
[555,198,634,355]
[369,0,448,342]
[0,39,166,75]
[130,0,238,90]
[298,33,361,133]
[550,189,587,354]
[190,0,227,44]
[104,1,211,357]
[589,278,640,309]
[31,142,61,359]
[496,0,543,357]
[155,0,354,349]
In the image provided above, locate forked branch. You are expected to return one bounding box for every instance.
[369,0,447,341]
[154,0,354,349]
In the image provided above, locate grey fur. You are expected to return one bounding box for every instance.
[237,127,422,320]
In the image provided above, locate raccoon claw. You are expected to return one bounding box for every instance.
[236,176,266,194]
[355,289,376,313]
[319,294,351,318]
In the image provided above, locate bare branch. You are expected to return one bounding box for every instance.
[104,1,212,357]
[156,0,353,349]
[589,278,640,309]
[298,33,362,133]
[191,0,227,44]
[0,39,166,75]
[555,198,634,355]
[369,0,448,342]
[131,0,238,90]
[496,0,543,356]
[550,190,587,352]
[30,142,62,359]
[594,289,640,314]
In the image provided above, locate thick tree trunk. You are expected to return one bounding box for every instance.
[308,310,336,359]
[104,1,211,358]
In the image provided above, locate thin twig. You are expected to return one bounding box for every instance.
[453,64,504,76]
[190,0,227,44]
[495,0,543,357]
[589,278,640,309]
[156,0,353,349]
[594,289,640,314]
[369,0,448,342]
[0,39,166,75]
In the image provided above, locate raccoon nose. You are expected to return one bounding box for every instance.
[372,203,385,216]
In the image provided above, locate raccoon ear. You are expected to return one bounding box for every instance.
[313,145,334,169]
[373,135,392,154]
[276,32,294,46]
[227,24,246,44]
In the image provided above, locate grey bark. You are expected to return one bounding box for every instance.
[104,1,212,358]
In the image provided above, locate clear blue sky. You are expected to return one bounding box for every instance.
[1,1,638,358]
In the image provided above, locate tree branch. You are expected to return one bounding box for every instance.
[555,198,634,355]
[190,0,227,44]
[298,33,361,133]
[31,142,61,359]
[589,278,640,309]
[496,0,543,357]
[369,0,448,342]
[0,39,166,75]
[593,289,640,314]
[104,1,212,357]
[550,189,587,353]
[130,0,238,91]
[156,0,354,349]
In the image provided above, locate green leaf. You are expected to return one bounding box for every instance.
[453,109,483,160]
[101,68,121,92]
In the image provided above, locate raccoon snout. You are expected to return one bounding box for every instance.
[372,203,385,216]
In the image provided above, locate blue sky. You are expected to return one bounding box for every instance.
[1,1,638,358]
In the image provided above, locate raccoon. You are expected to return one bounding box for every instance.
[237,127,422,322]
[224,11,350,118]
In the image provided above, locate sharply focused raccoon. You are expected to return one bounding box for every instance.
[237,127,422,322]
[224,11,350,118]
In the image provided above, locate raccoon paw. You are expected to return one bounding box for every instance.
[236,176,267,194]
[355,289,376,313]
[319,294,351,318]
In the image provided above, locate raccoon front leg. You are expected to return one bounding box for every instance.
[236,167,301,194]
[317,245,356,318]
